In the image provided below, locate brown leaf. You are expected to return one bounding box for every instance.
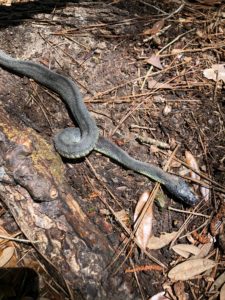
[150,291,169,300]
[142,19,165,36]
[0,247,15,267]
[220,283,225,300]
[134,190,153,250]
[203,64,225,83]
[185,151,200,182]
[162,104,172,116]
[194,241,213,259]
[146,55,163,70]
[196,29,204,38]
[173,281,187,300]
[172,244,201,258]
[209,271,225,293]
[115,209,130,227]
[0,0,12,6]
[168,259,216,281]
[200,185,210,202]
[147,232,177,250]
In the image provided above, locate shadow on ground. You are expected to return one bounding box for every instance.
[0,0,81,27]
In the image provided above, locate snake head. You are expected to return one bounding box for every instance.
[165,175,198,206]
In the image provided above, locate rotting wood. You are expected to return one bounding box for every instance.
[0,106,136,299]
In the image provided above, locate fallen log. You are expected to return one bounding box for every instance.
[0,106,136,299]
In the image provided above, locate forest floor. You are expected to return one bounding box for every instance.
[0,1,224,299]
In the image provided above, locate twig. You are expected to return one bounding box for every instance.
[29,82,53,132]
[170,200,205,248]
[137,0,167,14]
[85,158,167,268]
[141,28,195,89]
[0,234,39,244]
[93,60,192,99]
[164,3,185,20]
[158,149,225,192]
[129,258,145,300]
[179,219,210,240]
[125,263,163,273]
[168,207,210,218]
[159,43,225,57]
[110,100,144,136]
[110,145,179,271]
[137,136,170,149]
[85,158,123,209]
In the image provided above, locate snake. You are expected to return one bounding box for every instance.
[0,50,197,206]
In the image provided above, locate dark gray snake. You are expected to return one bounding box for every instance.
[0,50,197,205]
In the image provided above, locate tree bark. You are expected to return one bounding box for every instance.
[0,106,136,299]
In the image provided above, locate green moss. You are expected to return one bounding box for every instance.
[27,129,65,185]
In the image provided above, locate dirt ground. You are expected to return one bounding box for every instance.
[0,0,224,299]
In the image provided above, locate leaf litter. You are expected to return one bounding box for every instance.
[0,0,224,299]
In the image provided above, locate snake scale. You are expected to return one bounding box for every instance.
[0,50,197,205]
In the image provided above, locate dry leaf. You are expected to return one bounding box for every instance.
[0,0,34,5]
[142,20,165,36]
[173,281,187,300]
[220,283,225,300]
[196,29,204,38]
[185,153,210,201]
[146,55,163,70]
[0,247,15,267]
[203,64,225,83]
[147,232,178,250]
[0,228,17,267]
[186,234,196,245]
[148,79,172,90]
[194,241,213,259]
[168,259,216,281]
[209,271,225,293]
[163,104,172,116]
[171,49,182,55]
[172,247,190,259]
[0,0,12,5]
[200,185,210,201]
[134,190,153,250]
[172,244,201,258]
[114,209,130,227]
[172,245,189,258]
[170,159,181,168]
[183,57,192,63]
[150,291,169,300]
[199,166,210,201]
[185,151,200,182]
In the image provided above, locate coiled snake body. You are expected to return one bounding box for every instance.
[0,50,197,205]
